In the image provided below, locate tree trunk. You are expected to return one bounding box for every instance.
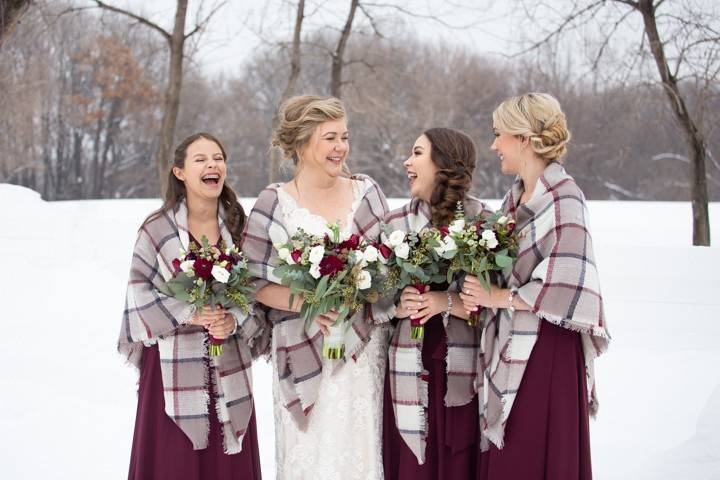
[330,0,358,98]
[156,0,189,193]
[269,0,305,184]
[0,0,31,48]
[637,0,711,245]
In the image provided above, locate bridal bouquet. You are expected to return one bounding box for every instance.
[273,224,386,359]
[381,226,447,340]
[162,236,254,356]
[443,202,519,326]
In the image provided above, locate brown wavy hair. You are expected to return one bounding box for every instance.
[424,127,476,226]
[145,132,246,244]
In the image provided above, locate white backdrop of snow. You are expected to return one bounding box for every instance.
[1,182,719,479]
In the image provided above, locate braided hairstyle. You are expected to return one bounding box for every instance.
[424,127,477,227]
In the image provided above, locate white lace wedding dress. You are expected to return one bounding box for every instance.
[272,179,388,480]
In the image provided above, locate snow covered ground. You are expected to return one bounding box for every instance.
[1,182,719,479]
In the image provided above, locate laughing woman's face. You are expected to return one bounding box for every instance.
[173,137,227,201]
[403,134,438,202]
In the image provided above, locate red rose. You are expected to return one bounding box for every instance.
[377,243,392,259]
[291,249,302,263]
[337,234,360,251]
[412,283,428,294]
[193,258,214,280]
[172,258,182,273]
[438,225,449,237]
[319,255,345,276]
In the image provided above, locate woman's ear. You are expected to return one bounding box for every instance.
[172,166,185,182]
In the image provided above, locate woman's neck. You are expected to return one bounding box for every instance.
[294,167,341,193]
[519,156,547,200]
[185,193,218,222]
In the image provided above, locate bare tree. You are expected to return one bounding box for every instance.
[0,0,32,47]
[330,0,358,98]
[268,0,306,184]
[89,0,225,192]
[513,0,717,245]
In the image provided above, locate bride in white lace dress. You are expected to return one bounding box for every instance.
[249,95,391,480]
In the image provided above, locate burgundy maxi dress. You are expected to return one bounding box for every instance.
[127,232,262,480]
[127,344,262,480]
[477,320,593,480]
[383,286,479,480]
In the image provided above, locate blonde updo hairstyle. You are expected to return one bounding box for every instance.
[271,95,350,174]
[492,92,571,164]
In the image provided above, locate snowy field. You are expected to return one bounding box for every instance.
[1,182,719,479]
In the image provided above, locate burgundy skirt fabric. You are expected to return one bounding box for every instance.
[477,320,592,480]
[383,315,479,480]
[127,345,262,480]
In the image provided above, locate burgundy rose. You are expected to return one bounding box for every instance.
[193,258,214,280]
[319,255,345,276]
[172,258,182,273]
[337,234,360,251]
[506,222,516,234]
[377,243,392,260]
[438,225,449,237]
[412,283,428,294]
[290,249,302,263]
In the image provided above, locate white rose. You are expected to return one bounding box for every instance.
[363,245,379,263]
[180,260,194,273]
[448,218,465,233]
[443,236,457,252]
[497,215,509,225]
[277,247,291,262]
[309,263,321,279]
[356,270,372,290]
[211,265,230,284]
[308,245,325,265]
[433,243,446,256]
[388,230,406,247]
[394,242,410,259]
[481,229,499,249]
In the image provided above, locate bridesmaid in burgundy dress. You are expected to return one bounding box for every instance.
[119,133,263,480]
[383,128,492,480]
[460,93,610,480]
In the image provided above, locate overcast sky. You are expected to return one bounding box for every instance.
[88,0,522,76]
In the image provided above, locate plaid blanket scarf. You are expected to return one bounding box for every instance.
[118,201,267,454]
[477,162,610,450]
[241,174,393,429]
[385,195,493,464]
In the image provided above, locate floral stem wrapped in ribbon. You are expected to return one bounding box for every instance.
[442,202,519,326]
[382,226,446,340]
[160,236,254,356]
[273,223,387,359]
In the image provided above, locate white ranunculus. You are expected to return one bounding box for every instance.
[481,229,499,249]
[448,218,466,233]
[357,270,372,290]
[363,245,379,263]
[433,243,446,256]
[394,242,410,259]
[443,236,457,252]
[388,230,406,247]
[277,247,291,261]
[309,263,321,279]
[211,265,230,284]
[349,250,367,268]
[180,260,194,273]
[497,215,509,225]
[308,245,325,265]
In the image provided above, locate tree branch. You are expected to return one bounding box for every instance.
[92,1,171,42]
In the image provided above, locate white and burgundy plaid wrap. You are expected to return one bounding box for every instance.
[241,175,393,429]
[477,162,610,450]
[384,196,493,464]
[119,201,267,454]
